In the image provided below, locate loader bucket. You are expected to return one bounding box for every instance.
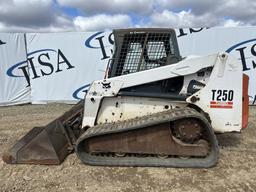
[2,120,71,165]
[2,101,84,165]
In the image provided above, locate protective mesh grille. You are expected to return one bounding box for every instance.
[114,32,174,76]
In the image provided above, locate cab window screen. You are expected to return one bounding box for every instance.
[115,32,174,76]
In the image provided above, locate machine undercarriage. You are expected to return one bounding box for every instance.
[77,107,218,167]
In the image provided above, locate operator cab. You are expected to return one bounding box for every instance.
[108,28,182,78]
[107,28,184,100]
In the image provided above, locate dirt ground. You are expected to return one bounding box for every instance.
[0,104,255,192]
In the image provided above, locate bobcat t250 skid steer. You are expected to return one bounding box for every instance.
[3,28,249,168]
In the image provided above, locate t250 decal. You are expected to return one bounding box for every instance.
[210,90,234,109]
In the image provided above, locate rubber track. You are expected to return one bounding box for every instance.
[76,108,219,168]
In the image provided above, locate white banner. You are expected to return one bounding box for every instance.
[25,32,112,104]
[0,33,30,106]
[1,27,255,105]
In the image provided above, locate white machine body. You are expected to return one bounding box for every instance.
[82,53,243,133]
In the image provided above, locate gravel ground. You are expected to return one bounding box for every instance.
[0,104,255,192]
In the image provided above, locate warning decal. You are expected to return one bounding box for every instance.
[210,101,233,109]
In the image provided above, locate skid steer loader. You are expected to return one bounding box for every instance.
[3,28,249,168]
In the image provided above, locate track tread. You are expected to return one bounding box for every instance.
[76,108,219,168]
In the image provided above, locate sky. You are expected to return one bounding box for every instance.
[0,0,255,32]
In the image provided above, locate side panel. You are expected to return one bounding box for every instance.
[187,53,243,133]
[96,96,186,124]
